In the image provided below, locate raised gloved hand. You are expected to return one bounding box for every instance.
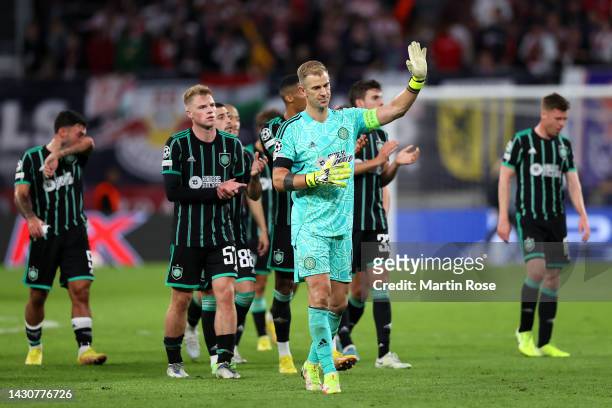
[405,41,427,92]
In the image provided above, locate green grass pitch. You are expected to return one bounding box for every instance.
[1,263,611,407]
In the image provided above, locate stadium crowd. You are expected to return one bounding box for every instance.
[23,0,612,86]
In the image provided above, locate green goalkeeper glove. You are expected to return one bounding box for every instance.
[305,156,352,188]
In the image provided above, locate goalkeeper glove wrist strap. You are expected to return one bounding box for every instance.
[408,76,425,94]
[305,172,317,187]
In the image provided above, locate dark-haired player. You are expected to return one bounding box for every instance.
[15,110,106,366]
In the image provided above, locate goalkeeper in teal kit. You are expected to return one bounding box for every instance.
[272,42,427,394]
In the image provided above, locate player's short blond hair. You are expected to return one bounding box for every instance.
[183,84,213,105]
[297,60,328,84]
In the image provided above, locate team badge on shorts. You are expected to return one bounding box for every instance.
[524,237,535,252]
[219,153,231,168]
[27,266,39,281]
[304,257,316,270]
[337,127,349,140]
[171,266,183,279]
[273,249,284,264]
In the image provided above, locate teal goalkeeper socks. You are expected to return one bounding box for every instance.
[308,307,336,375]
[328,311,341,338]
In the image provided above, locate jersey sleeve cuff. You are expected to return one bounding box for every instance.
[566,167,577,172]
[162,169,181,175]
[501,161,515,169]
[273,157,293,169]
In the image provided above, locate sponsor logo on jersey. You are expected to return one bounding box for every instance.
[317,150,353,167]
[189,176,222,189]
[219,153,231,168]
[43,172,75,192]
[530,163,561,178]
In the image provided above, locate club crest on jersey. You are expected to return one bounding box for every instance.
[337,127,349,140]
[64,154,76,163]
[558,145,568,159]
[171,265,183,279]
[27,266,39,281]
[163,146,171,159]
[304,257,316,270]
[273,249,284,264]
[219,153,231,168]
[376,138,384,151]
[524,237,535,252]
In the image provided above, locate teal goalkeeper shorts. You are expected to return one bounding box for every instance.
[293,229,352,283]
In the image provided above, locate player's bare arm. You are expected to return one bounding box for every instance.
[566,171,590,241]
[44,136,95,177]
[14,183,45,239]
[355,140,399,176]
[273,167,308,192]
[246,152,267,200]
[381,145,420,186]
[246,196,269,256]
[497,165,515,242]
[375,42,427,127]
[355,135,368,155]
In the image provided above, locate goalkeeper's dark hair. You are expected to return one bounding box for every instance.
[542,93,570,111]
[54,110,87,133]
[214,102,225,108]
[349,79,382,107]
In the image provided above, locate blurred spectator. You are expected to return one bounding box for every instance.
[18,0,612,83]
[93,168,121,216]
[431,23,463,73]
[86,28,115,75]
[115,19,151,73]
[519,24,559,78]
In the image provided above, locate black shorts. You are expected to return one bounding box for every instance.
[236,244,256,283]
[267,225,294,273]
[24,225,93,290]
[166,244,237,290]
[516,214,569,268]
[352,230,390,273]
